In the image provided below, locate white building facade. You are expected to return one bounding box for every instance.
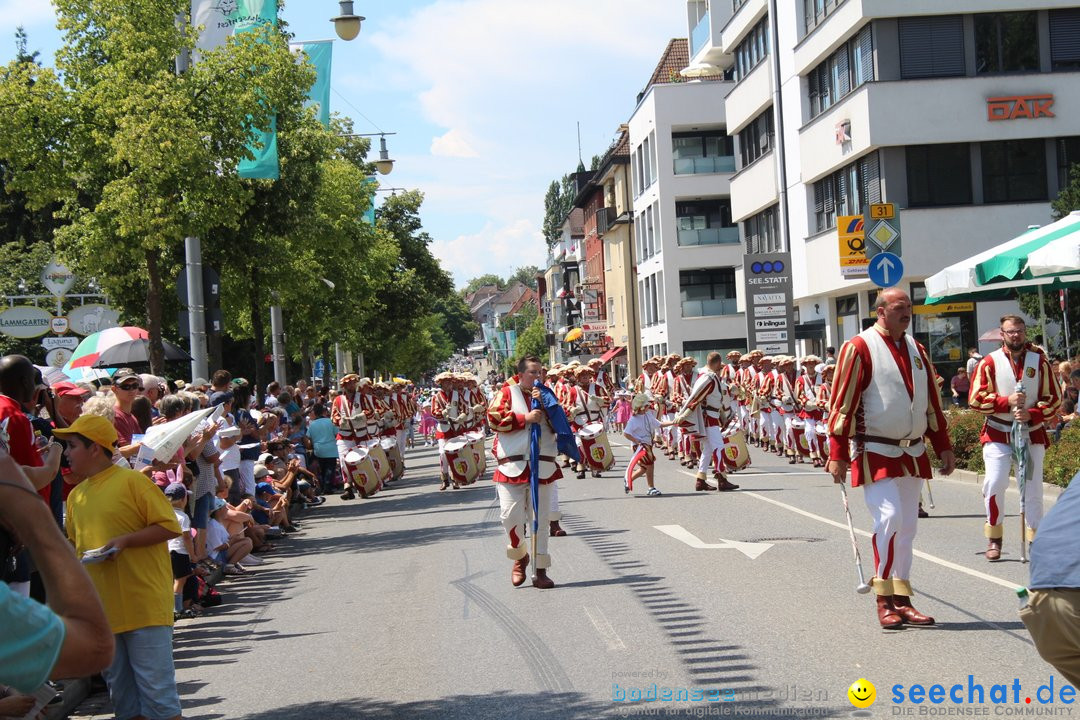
[683,0,1080,379]
[629,49,750,366]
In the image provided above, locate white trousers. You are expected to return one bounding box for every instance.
[863,476,923,585]
[550,482,561,521]
[496,481,553,568]
[697,425,726,475]
[802,418,820,455]
[760,411,778,444]
[982,441,1045,531]
[437,437,450,474]
[336,438,357,486]
[783,415,797,450]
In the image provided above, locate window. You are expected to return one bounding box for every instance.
[608,296,615,326]
[643,133,653,188]
[981,140,1047,203]
[975,12,1038,75]
[680,268,738,318]
[808,24,873,119]
[646,202,657,257]
[739,110,774,168]
[673,131,735,175]
[734,17,770,81]
[1050,10,1080,72]
[676,200,738,246]
[633,145,644,196]
[812,152,881,232]
[683,339,746,367]
[1058,137,1080,188]
[906,144,972,207]
[835,295,858,315]
[743,205,780,255]
[804,0,844,36]
[899,16,965,79]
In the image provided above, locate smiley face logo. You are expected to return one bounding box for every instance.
[847,678,876,709]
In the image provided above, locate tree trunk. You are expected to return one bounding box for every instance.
[300,340,312,385]
[250,265,266,406]
[321,341,330,390]
[145,249,165,375]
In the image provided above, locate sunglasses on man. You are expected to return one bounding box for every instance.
[118,382,144,391]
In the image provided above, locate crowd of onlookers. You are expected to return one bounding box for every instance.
[0,355,394,719]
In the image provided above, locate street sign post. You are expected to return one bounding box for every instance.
[863,203,901,261]
[742,252,795,355]
[868,252,903,288]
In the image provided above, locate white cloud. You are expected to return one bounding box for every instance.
[430,218,547,289]
[430,128,479,158]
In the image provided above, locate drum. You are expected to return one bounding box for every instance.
[444,437,479,485]
[577,422,614,471]
[380,437,404,481]
[721,428,751,471]
[790,419,812,458]
[343,450,380,498]
[466,431,487,477]
[816,424,831,456]
[365,439,392,484]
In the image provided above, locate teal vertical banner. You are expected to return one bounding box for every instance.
[362,175,377,225]
[234,0,280,180]
[292,41,333,128]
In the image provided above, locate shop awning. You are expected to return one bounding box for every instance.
[598,345,626,364]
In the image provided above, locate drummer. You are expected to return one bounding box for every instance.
[568,365,609,479]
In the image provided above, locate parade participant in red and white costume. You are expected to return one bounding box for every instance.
[968,314,1060,561]
[796,357,824,467]
[721,351,742,425]
[671,357,696,467]
[588,358,614,396]
[736,352,758,438]
[828,288,955,629]
[678,352,738,492]
[814,364,834,462]
[659,354,680,457]
[755,356,779,452]
[568,366,607,479]
[331,374,366,500]
[487,356,561,589]
[774,356,802,464]
[431,372,463,490]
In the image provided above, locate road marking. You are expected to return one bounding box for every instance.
[583,605,627,651]
[654,524,774,559]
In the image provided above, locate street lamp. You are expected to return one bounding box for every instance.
[340,132,396,175]
[331,1,364,41]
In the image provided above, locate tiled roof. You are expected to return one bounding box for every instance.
[642,38,724,96]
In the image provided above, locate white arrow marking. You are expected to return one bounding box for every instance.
[653,524,773,560]
[876,255,896,285]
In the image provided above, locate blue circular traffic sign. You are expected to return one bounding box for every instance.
[867,252,903,288]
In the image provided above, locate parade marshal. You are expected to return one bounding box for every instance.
[828,288,956,629]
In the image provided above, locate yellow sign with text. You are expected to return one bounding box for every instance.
[838,215,868,278]
[913,302,975,315]
[869,203,895,219]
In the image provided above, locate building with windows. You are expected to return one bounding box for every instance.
[683,0,1080,385]
[628,36,747,366]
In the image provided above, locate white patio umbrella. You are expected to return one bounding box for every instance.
[1024,211,1080,278]
[924,224,1043,299]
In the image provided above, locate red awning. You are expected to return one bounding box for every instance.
[598,345,626,364]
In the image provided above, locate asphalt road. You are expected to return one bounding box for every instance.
[76,435,1072,720]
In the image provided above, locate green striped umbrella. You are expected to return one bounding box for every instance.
[974,213,1080,286]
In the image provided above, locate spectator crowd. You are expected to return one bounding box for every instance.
[0,355,417,719]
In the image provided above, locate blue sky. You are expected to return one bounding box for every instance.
[0,0,687,288]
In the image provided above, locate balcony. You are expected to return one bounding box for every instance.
[691,11,711,57]
[595,206,617,235]
[677,227,741,247]
[673,155,736,175]
[681,298,739,317]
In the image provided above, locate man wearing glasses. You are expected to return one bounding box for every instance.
[969,315,1061,561]
[110,369,144,461]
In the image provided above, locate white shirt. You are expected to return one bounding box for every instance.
[168,508,191,554]
[624,413,661,447]
[207,518,230,552]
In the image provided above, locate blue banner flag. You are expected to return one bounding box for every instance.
[290,40,333,128]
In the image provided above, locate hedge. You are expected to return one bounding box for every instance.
[941,408,1080,488]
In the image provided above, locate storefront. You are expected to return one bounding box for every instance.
[907,284,978,394]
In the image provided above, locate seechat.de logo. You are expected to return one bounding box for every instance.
[750,260,785,275]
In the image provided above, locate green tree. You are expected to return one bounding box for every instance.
[1053,164,1080,221]
[431,293,478,351]
[0,0,314,373]
[509,265,540,290]
[510,314,547,367]
[462,274,505,296]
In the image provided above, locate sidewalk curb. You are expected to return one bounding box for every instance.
[934,467,1065,500]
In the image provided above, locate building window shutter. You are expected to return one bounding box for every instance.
[900,16,963,78]
[860,152,881,204]
[1050,9,1080,69]
[858,25,874,83]
[835,48,851,98]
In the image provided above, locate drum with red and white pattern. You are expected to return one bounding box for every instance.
[578,422,615,471]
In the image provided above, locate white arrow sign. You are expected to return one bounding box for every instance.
[654,525,773,559]
[876,255,896,285]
